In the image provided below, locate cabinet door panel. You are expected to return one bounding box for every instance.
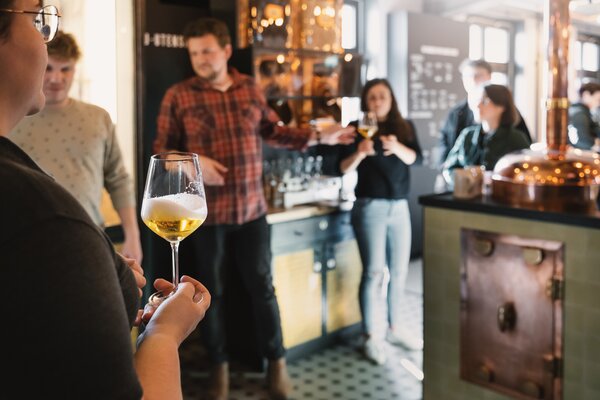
[326,239,362,332]
[273,249,322,348]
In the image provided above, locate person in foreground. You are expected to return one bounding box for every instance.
[9,30,143,263]
[154,17,354,400]
[0,1,210,399]
[338,78,423,365]
[442,83,531,187]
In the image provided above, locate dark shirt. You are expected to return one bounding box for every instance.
[568,102,600,150]
[154,68,312,226]
[339,119,423,199]
[442,124,530,186]
[0,137,142,399]
[439,99,532,162]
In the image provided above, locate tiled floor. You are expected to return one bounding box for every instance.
[181,258,424,400]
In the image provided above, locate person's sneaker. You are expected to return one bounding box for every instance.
[386,328,424,351]
[363,337,387,365]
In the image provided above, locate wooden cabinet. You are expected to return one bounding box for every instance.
[270,210,362,354]
[326,239,361,333]
[273,248,322,348]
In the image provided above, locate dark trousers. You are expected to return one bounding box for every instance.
[184,216,285,365]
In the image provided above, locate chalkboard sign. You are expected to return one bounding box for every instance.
[387,12,469,256]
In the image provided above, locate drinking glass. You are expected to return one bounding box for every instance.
[357,111,378,139]
[141,152,208,306]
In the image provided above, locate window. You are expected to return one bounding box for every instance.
[469,25,482,60]
[582,42,599,71]
[483,27,509,63]
[341,3,357,50]
[573,34,600,89]
[468,21,512,87]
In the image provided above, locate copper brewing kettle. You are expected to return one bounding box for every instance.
[491,0,600,213]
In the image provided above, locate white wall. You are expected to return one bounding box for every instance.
[53,0,136,180]
[366,0,425,80]
[115,2,136,180]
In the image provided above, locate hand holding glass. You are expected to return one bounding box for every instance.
[141,152,208,306]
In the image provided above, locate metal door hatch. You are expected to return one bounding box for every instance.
[460,229,564,400]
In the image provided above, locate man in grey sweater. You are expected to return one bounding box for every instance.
[9,31,142,262]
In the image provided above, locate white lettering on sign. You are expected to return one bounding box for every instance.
[420,45,459,58]
[144,32,186,48]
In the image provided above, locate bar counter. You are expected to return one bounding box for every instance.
[419,192,600,230]
[419,192,600,400]
[265,202,361,361]
[266,203,339,224]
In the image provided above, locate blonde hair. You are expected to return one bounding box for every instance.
[47,31,81,61]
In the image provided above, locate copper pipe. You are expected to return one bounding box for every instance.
[491,0,600,214]
[545,0,570,154]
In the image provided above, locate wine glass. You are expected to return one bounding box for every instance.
[357,111,378,140]
[141,152,208,306]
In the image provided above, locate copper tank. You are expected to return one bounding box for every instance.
[491,0,600,213]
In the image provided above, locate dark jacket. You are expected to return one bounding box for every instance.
[568,102,600,150]
[439,99,532,163]
[0,137,142,398]
[442,124,530,187]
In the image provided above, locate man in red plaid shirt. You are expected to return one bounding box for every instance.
[154,17,354,400]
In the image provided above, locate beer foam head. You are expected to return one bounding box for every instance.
[142,193,207,220]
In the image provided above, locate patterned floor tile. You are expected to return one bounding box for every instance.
[182,259,423,400]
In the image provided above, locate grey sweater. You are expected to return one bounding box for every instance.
[9,98,135,226]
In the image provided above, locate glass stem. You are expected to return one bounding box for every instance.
[171,241,180,290]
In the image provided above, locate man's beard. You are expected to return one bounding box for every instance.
[196,65,219,82]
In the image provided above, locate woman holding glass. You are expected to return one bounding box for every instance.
[0,1,210,398]
[442,83,530,187]
[339,78,423,365]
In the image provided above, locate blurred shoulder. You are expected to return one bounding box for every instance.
[71,99,110,115]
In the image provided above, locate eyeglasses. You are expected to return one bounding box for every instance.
[0,5,61,43]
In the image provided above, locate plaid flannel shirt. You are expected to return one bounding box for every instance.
[154,68,311,225]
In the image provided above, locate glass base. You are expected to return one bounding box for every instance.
[147,290,174,307]
[147,288,204,307]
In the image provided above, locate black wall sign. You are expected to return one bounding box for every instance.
[388,12,469,257]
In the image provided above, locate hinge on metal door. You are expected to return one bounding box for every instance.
[546,278,564,301]
[543,354,563,378]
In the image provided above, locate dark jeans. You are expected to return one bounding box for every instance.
[184,216,285,365]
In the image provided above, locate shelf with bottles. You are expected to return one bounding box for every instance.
[254,50,362,125]
[237,0,343,53]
